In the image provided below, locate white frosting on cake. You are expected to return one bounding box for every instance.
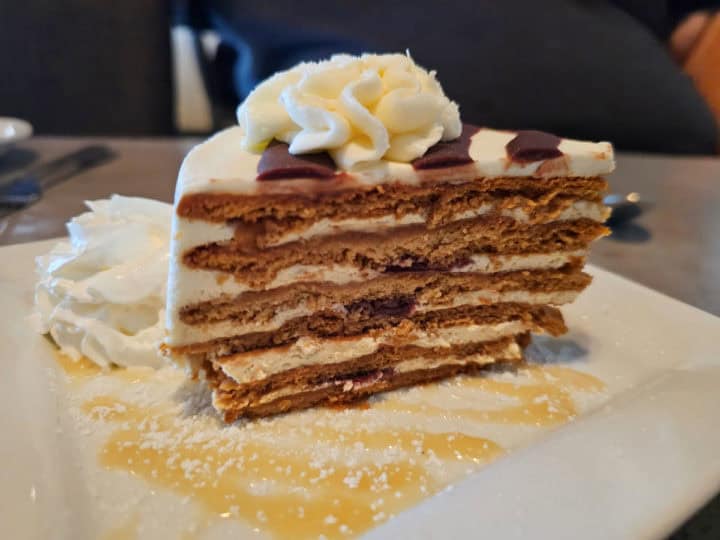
[466,129,614,178]
[237,53,461,169]
[175,126,614,197]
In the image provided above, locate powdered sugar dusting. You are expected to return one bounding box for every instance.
[52,349,606,539]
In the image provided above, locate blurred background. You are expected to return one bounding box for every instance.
[1,3,720,538]
[1,0,718,154]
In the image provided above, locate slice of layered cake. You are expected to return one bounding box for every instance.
[164,53,613,421]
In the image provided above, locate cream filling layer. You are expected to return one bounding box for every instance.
[168,288,577,347]
[217,340,523,409]
[218,320,531,385]
[417,289,580,312]
[451,250,584,275]
[391,342,522,373]
[266,213,426,247]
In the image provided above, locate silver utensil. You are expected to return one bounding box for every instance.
[0,145,115,208]
[604,192,650,227]
[0,117,33,156]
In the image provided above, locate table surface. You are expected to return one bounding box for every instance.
[1,136,719,537]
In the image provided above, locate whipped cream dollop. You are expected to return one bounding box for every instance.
[30,196,172,368]
[237,53,462,169]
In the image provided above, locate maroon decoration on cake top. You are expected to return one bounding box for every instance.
[257,140,337,181]
[505,130,563,164]
[411,124,480,170]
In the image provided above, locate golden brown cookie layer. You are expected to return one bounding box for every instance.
[177,176,607,224]
[184,217,607,286]
[180,266,589,326]
[178,302,566,363]
[207,335,529,421]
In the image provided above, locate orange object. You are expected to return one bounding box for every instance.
[683,13,720,146]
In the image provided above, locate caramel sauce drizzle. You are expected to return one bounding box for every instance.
[375,365,604,426]
[55,353,603,539]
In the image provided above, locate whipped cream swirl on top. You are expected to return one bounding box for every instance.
[31,196,172,368]
[237,53,462,170]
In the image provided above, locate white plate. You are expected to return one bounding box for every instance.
[1,239,719,540]
[0,117,33,149]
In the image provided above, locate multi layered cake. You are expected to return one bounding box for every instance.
[164,54,613,421]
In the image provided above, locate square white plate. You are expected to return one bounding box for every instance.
[1,239,719,540]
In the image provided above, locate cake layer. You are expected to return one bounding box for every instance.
[174,290,580,347]
[207,337,527,421]
[183,216,607,285]
[216,335,525,389]
[170,267,587,346]
[178,172,607,225]
[180,266,588,325]
[217,361,520,420]
[168,250,587,309]
[214,317,539,385]
[174,195,608,252]
[177,303,566,372]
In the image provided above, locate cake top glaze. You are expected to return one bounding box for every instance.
[176,126,614,199]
